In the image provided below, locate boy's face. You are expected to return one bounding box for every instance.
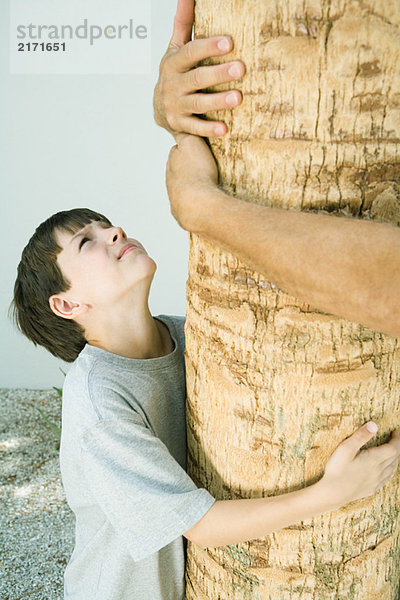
[50,220,156,320]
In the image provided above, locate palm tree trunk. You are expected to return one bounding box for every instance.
[184,1,400,598]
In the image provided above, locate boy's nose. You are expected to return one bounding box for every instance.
[108,226,126,244]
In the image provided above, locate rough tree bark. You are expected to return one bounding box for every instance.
[184,1,400,598]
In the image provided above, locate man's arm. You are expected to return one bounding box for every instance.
[166,135,400,339]
[154,5,400,339]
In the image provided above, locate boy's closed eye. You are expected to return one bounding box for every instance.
[79,237,89,250]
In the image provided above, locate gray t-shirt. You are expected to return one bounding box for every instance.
[59,314,215,600]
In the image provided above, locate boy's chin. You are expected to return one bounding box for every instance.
[144,255,157,271]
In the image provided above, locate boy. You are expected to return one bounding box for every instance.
[11,208,400,600]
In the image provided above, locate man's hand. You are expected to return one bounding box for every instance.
[166,134,218,229]
[153,0,245,138]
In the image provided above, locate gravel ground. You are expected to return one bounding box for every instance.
[0,389,74,600]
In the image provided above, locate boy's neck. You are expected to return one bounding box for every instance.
[84,306,174,360]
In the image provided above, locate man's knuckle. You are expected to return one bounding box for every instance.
[183,41,196,62]
[159,55,172,76]
[191,94,203,113]
[217,63,229,83]
[190,68,203,88]
[191,120,204,137]
[155,78,167,102]
[163,95,173,112]
[167,114,178,132]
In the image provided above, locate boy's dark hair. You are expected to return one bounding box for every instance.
[10,208,112,363]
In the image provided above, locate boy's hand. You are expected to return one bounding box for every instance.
[318,422,400,509]
[153,0,245,138]
[166,134,218,230]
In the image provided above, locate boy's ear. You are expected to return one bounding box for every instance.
[49,295,89,320]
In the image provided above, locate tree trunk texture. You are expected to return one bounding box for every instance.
[184,1,400,599]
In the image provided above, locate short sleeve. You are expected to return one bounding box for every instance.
[80,416,215,562]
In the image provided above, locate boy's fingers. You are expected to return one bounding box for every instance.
[176,116,227,138]
[182,60,245,93]
[380,454,400,471]
[373,430,400,463]
[169,0,194,47]
[181,90,242,114]
[170,36,234,72]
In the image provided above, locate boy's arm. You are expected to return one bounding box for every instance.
[184,422,400,548]
[166,135,400,339]
[153,0,244,138]
[185,481,334,548]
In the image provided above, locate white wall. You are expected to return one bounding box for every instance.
[1,0,189,388]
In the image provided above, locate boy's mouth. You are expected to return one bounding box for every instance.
[118,243,138,259]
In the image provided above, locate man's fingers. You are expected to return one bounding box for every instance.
[170,36,234,72]
[182,60,245,93]
[181,90,242,114]
[169,0,194,47]
[176,116,228,138]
